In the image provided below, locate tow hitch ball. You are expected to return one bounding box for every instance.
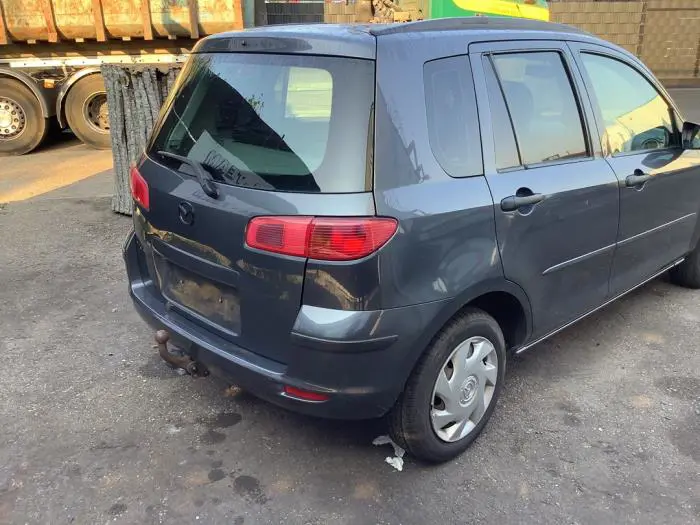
[155,330,208,377]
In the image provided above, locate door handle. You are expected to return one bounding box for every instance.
[625,170,652,187]
[500,193,545,212]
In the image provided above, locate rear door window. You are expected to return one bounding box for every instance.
[149,53,375,193]
[490,52,588,165]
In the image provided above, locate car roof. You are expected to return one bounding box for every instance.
[368,16,585,37]
[195,18,596,60]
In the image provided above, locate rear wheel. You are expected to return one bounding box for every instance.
[0,78,48,156]
[389,308,506,462]
[670,242,700,288]
[65,74,111,150]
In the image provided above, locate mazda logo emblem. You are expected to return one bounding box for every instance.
[178,202,195,226]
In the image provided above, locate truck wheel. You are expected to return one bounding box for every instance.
[65,74,111,150]
[0,78,48,156]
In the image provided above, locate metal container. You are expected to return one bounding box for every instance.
[0,0,243,44]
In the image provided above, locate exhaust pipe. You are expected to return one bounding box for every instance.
[155,330,208,377]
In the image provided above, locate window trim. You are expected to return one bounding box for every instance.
[576,50,682,158]
[481,53,524,173]
[485,49,595,171]
[484,54,522,170]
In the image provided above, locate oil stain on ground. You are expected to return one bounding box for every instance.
[655,376,700,402]
[200,430,226,445]
[670,414,699,462]
[198,412,242,445]
[233,475,268,504]
[108,502,127,516]
[208,468,226,482]
[206,412,243,428]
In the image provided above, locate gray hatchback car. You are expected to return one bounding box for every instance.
[124,18,700,462]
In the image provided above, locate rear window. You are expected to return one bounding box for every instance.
[149,53,375,193]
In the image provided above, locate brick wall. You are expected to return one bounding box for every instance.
[551,1,642,54]
[323,1,360,24]
[551,0,700,83]
[264,1,325,25]
[262,0,700,83]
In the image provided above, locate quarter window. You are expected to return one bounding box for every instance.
[491,52,588,165]
[580,53,678,155]
[424,56,483,177]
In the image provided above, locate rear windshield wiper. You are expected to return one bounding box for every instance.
[157,151,219,199]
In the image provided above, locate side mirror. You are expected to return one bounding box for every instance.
[682,121,700,149]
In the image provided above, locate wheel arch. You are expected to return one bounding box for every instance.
[387,280,533,458]
[386,278,533,413]
[55,67,102,128]
[0,68,54,118]
[412,278,533,367]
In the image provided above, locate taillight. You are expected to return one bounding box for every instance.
[130,165,150,211]
[245,216,310,258]
[246,216,398,261]
[308,218,398,260]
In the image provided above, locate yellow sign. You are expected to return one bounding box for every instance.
[452,0,550,21]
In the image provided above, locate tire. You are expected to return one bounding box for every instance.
[0,78,48,156]
[389,308,506,463]
[670,242,700,288]
[65,74,111,150]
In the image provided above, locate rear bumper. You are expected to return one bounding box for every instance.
[124,230,447,419]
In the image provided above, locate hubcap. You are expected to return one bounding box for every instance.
[84,93,110,133]
[0,97,26,139]
[459,375,478,405]
[430,336,498,443]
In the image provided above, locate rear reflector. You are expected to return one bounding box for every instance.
[246,216,398,261]
[283,385,330,402]
[130,165,150,211]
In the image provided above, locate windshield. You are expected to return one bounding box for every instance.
[148,53,375,193]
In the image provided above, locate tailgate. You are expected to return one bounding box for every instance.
[135,165,376,363]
